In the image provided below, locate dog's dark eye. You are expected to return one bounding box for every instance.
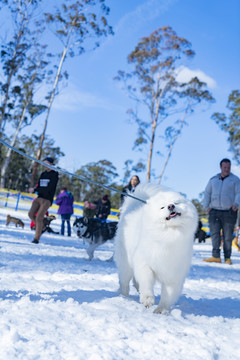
[161,207,165,210]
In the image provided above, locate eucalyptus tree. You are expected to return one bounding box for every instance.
[191,198,208,218]
[212,90,240,164]
[2,134,65,191]
[74,159,119,205]
[115,26,214,181]
[0,0,43,132]
[3,146,30,191]
[0,0,48,187]
[30,0,113,186]
[0,46,49,188]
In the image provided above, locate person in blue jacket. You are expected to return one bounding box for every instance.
[56,186,74,236]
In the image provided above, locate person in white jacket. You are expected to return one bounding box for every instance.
[203,158,240,264]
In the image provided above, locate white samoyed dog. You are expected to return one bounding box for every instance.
[114,183,198,314]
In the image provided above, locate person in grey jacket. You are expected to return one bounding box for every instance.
[203,158,240,264]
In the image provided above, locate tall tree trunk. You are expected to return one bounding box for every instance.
[1,63,40,188]
[146,79,168,180]
[147,122,157,181]
[30,45,69,187]
[0,0,33,131]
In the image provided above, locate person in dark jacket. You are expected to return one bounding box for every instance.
[121,175,140,204]
[56,186,74,236]
[94,194,111,240]
[95,194,111,221]
[28,157,59,244]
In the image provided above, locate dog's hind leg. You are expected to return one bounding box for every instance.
[115,244,132,297]
[118,267,132,297]
[132,277,139,292]
[119,264,134,296]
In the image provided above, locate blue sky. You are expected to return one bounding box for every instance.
[4,0,240,199]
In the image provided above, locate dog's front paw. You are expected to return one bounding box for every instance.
[153,306,170,315]
[140,294,155,308]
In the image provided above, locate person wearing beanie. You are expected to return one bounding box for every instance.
[28,157,59,244]
[95,194,111,220]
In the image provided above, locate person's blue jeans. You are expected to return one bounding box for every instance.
[208,209,237,259]
[61,214,71,236]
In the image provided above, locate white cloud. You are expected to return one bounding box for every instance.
[115,0,177,33]
[52,85,121,112]
[176,66,217,89]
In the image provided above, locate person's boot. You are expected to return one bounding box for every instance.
[203,256,221,263]
[225,258,232,265]
[32,239,39,244]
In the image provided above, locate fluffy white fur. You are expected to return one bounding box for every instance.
[114,183,198,314]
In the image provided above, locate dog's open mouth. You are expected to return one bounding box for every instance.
[166,212,181,220]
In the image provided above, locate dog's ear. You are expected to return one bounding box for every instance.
[83,216,89,225]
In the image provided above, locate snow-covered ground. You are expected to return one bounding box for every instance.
[1,207,240,360]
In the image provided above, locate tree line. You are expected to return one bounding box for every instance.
[0,1,239,211]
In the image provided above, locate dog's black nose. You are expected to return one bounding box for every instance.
[168,204,175,211]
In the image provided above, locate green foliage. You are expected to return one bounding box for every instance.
[3,147,31,191]
[73,160,120,208]
[212,90,240,163]
[56,174,74,198]
[191,198,208,217]
[0,0,45,132]
[122,159,145,184]
[0,134,65,191]
[44,0,113,58]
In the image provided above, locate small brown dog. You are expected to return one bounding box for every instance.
[43,215,56,226]
[42,215,58,234]
[6,214,24,228]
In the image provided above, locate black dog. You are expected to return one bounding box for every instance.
[73,216,118,260]
[195,220,207,243]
